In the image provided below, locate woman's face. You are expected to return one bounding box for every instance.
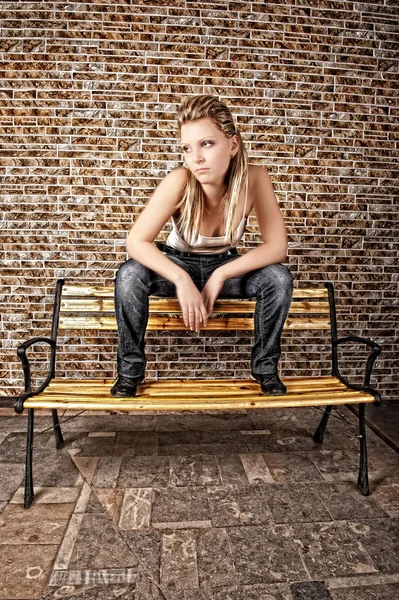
[180,118,238,186]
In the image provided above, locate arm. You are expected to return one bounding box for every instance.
[127,166,190,285]
[218,165,287,279]
[127,166,208,330]
[15,337,56,414]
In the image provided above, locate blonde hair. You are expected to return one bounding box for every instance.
[175,95,248,246]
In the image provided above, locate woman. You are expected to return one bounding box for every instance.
[111,95,293,398]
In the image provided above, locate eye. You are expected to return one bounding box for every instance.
[181,141,213,153]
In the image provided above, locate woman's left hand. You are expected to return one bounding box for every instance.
[201,270,226,317]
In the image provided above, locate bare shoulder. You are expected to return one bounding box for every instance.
[248,163,270,183]
[166,165,189,186]
[246,164,272,213]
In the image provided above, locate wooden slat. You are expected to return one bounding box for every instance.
[62,285,329,299]
[58,315,331,331]
[46,375,345,391]
[44,381,349,397]
[61,299,115,312]
[62,285,115,297]
[60,298,330,314]
[288,301,329,314]
[24,376,375,411]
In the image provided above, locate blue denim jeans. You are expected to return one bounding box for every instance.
[114,246,293,379]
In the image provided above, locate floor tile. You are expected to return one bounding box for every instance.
[91,456,122,488]
[118,456,170,488]
[92,488,124,525]
[31,448,81,487]
[227,524,308,584]
[330,583,399,599]
[52,513,84,570]
[212,583,294,600]
[160,529,198,590]
[0,431,52,463]
[307,449,360,482]
[207,486,241,527]
[371,481,399,517]
[261,483,333,524]
[0,416,35,433]
[152,487,210,528]
[79,434,116,457]
[242,430,284,453]
[239,453,274,484]
[233,484,273,525]
[263,451,325,483]
[0,503,71,545]
[42,583,137,599]
[290,520,378,579]
[71,456,99,484]
[291,580,332,599]
[48,567,137,586]
[0,543,59,599]
[114,431,157,456]
[196,527,236,588]
[206,484,273,527]
[11,486,80,504]
[314,481,389,520]
[169,455,221,487]
[120,529,162,582]
[351,518,399,574]
[217,454,250,485]
[119,488,153,530]
[68,513,139,569]
[0,463,25,501]
[61,414,157,432]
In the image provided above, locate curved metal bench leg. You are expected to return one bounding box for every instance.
[24,408,35,509]
[357,403,370,496]
[313,405,332,444]
[52,409,65,450]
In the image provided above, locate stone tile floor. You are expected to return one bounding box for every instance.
[0,405,398,599]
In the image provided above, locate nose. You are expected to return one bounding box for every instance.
[193,149,204,164]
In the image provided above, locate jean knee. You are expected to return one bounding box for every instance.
[256,263,293,302]
[115,259,150,297]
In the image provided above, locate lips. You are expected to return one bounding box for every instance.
[196,168,208,173]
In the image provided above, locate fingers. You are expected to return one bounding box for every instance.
[201,306,208,328]
[184,304,208,331]
[175,281,209,331]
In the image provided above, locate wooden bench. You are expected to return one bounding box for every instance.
[15,279,382,508]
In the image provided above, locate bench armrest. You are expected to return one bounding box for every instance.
[15,337,56,414]
[332,335,382,405]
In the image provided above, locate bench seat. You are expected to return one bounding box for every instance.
[24,375,375,412]
[16,279,382,506]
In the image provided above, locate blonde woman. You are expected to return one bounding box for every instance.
[111,95,292,398]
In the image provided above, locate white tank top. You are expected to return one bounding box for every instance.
[165,179,248,255]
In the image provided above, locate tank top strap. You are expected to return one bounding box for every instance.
[243,175,248,220]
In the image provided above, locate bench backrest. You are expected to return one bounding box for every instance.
[50,279,337,338]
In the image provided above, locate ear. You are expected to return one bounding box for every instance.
[231,134,239,157]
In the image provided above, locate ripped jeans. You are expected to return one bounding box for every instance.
[114,246,293,379]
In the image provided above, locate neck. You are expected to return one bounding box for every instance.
[203,186,228,207]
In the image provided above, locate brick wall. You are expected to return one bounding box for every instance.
[1,1,398,401]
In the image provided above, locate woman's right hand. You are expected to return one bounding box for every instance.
[175,274,208,331]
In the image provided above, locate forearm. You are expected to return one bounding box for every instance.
[218,243,287,280]
[127,240,189,285]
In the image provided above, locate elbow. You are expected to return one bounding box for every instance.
[126,235,144,259]
[278,240,288,263]
[267,240,287,264]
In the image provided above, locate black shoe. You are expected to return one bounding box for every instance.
[110,375,144,398]
[251,372,287,396]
